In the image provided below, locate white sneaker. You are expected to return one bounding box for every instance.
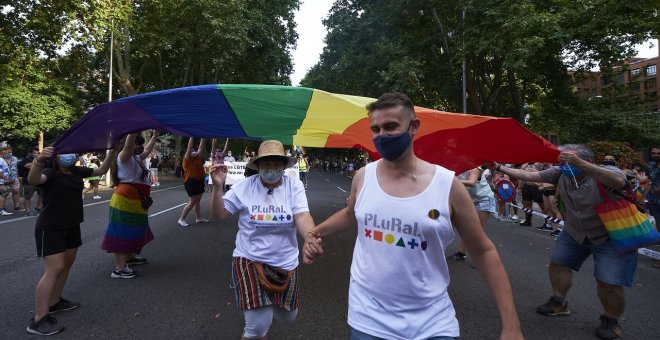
[0,210,13,216]
[509,215,520,221]
[151,184,157,187]
[177,219,189,227]
[93,195,102,199]
[196,218,210,223]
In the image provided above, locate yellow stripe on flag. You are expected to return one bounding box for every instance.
[110,192,146,215]
[292,90,373,146]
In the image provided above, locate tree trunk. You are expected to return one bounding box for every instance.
[507,70,525,122]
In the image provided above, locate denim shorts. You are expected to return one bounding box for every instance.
[474,197,496,213]
[550,231,637,287]
[349,327,457,340]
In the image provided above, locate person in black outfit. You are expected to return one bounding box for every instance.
[26,146,115,336]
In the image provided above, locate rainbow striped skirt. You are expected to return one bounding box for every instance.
[231,257,299,311]
[101,183,154,253]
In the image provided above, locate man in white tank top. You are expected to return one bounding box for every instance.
[304,93,523,340]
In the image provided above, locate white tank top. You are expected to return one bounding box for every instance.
[117,155,150,185]
[349,160,460,339]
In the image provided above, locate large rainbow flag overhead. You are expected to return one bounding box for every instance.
[54,84,559,173]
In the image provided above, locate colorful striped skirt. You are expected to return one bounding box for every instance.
[101,183,154,253]
[231,257,299,311]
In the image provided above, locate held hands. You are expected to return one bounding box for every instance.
[302,231,323,265]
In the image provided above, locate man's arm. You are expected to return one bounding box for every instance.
[303,167,364,264]
[559,151,626,190]
[497,163,544,183]
[449,177,523,339]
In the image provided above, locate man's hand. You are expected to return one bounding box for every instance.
[558,151,585,167]
[302,234,323,264]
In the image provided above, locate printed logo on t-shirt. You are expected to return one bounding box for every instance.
[362,213,428,251]
[249,204,293,228]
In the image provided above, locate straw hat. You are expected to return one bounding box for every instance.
[246,140,296,170]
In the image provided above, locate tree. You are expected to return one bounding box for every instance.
[301,0,659,136]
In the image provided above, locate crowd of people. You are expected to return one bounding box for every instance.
[7,92,659,339]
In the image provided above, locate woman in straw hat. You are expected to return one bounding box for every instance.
[209,140,318,340]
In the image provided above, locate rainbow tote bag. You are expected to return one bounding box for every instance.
[595,184,660,254]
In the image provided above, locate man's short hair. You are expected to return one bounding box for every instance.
[558,144,593,162]
[650,145,660,152]
[366,92,415,120]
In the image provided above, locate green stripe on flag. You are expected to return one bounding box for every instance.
[608,220,656,239]
[219,84,313,144]
[109,207,147,226]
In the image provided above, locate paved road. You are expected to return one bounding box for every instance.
[1,172,659,339]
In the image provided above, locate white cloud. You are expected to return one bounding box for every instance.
[291,0,334,86]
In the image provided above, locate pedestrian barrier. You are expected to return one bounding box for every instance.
[506,202,660,261]
[506,202,564,226]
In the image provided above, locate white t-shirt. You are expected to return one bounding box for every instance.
[223,175,309,270]
[118,155,150,185]
[350,160,459,339]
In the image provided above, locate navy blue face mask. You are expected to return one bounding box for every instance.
[373,122,413,161]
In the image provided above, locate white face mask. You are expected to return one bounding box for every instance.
[259,169,284,184]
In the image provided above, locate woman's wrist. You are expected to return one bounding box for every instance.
[307,229,321,239]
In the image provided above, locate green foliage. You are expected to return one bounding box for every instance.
[588,141,645,169]
[0,53,79,139]
[302,0,660,146]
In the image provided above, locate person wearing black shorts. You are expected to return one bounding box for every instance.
[26,146,115,336]
[519,163,545,226]
[178,137,213,227]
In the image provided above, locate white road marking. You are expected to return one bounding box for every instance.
[149,203,187,217]
[0,185,185,224]
[336,186,347,193]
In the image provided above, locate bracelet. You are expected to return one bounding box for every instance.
[308,230,321,239]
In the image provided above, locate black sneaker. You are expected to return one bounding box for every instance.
[596,314,621,339]
[126,255,147,266]
[26,315,64,336]
[111,265,137,279]
[447,252,467,261]
[536,224,553,232]
[520,220,532,227]
[49,298,80,314]
[536,296,570,316]
[551,229,561,237]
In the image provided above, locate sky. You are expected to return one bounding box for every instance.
[290,0,334,86]
[291,2,657,85]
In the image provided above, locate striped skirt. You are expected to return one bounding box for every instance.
[101,183,154,253]
[231,257,299,311]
